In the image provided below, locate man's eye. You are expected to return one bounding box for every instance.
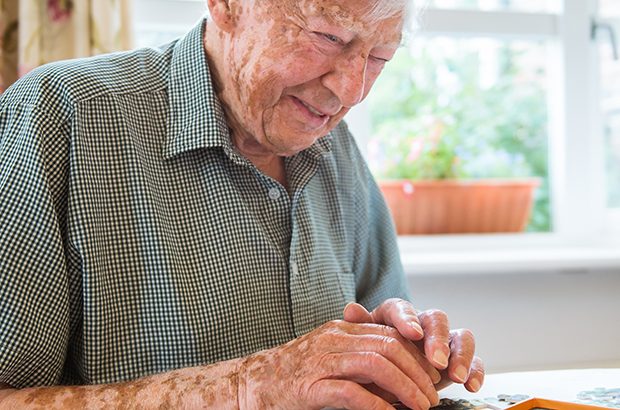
[321,33,341,44]
[370,55,389,64]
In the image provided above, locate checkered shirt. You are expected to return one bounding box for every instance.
[0,20,409,388]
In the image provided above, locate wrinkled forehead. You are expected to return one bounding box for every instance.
[298,0,406,20]
[282,0,407,33]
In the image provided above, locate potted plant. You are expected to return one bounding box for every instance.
[365,42,550,235]
[369,116,540,235]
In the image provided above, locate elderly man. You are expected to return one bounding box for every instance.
[0,0,483,408]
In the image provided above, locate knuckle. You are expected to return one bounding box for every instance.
[380,335,400,352]
[316,352,336,374]
[339,384,357,403]
[395,298,417,311]
[473,356,486,373]
[426,309,448,321]
[364,351,387,369]
[380,325,401,339]
[298,380,315,404]
[340,384,381,410]
[327,319,344,328]
[317,320,339,334]
[321,320,351,336]
[457,328,475,340]
[371,333,407,358]
[452,328,476,349]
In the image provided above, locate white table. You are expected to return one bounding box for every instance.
[440,368,620,404]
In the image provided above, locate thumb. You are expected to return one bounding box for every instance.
[343,302,374,323]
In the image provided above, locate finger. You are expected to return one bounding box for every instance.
[418,309,451,369]
[447,328,476,384]
[364,383,398,404]
[343,306,438,381]
[321,351,432,410]
[333,329,439,406]
[309,379,393,410]
[343,302,373,323]
[433,368,452,392]
[363,384,432,410]
[342,322,441,385]
[370,298,424,341]
[465,356,485,393]
[401,340,442,385]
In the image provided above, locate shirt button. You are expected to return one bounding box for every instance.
[268,187,281,200]
[291,262,299,276]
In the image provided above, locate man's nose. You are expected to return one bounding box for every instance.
[322,53,368,108]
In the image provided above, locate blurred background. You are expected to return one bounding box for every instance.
[1,0,618,374]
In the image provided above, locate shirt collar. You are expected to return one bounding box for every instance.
[163,19,334,160]
[163,19,231,159]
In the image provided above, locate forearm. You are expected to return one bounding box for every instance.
[0,358,243,409]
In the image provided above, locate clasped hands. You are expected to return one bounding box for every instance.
[238,298,484,410]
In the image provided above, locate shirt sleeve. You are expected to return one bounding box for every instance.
[0,100,72,388]
[354,167,412,311]
[333,122,412,311]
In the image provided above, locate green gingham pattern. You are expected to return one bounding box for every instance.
[0,20,408,388]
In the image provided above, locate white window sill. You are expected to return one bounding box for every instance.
[398,233,620,276]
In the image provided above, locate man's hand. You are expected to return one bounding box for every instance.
[238,320,441,410]
[343,299,485,393]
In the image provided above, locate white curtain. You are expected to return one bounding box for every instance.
[1,0,133,92]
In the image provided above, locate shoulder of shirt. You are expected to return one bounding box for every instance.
[323,120,374,185]
[0,40,177,123]
[329,120,365,163]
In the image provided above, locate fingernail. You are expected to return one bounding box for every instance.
[431,368,442,384]
[454,365,468,383]
[469,378,481,392]
[432,350,449,368]
[411,322,423,336]
[430,390,440,406]
[415,393,431,410]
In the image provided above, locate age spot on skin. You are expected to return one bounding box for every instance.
[61,388,87,409]
[25,389,59,408]
[118,378,150,408]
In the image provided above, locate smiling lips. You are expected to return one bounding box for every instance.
[289,95,335,128]
[301,99,325,116]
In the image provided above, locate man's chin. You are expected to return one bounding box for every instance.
[265,132,323,156]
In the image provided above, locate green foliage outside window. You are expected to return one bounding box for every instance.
[366,41,551,232]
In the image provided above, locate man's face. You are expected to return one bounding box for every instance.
[211,0,404,156]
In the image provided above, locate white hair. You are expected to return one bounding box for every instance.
[205,1,424,42]
[362,0,426,44]
[363,0,410,22]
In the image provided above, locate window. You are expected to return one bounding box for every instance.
[132,0,206,48]
[132,0,620,250]
[362,2,560,236]
[366,36,551,232]
[426,0,558,12]
[597,0,620,214]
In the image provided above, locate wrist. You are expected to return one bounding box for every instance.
[237,349,276,410]
[237,354,260,410]
[237,356,248,410]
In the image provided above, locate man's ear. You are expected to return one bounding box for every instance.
[207,0,235,32]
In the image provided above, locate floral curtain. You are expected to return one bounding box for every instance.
[0,0,133,92]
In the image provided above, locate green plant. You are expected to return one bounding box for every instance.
[371,114,535,181]
[366,39,551,231]
[371,117,463,180]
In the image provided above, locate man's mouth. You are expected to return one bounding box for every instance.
[288,96,334,129]
[299,100,325,117]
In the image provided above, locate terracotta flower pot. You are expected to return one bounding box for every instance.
[378,179,540,235]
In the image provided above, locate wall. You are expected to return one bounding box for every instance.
[406,269,620,373]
